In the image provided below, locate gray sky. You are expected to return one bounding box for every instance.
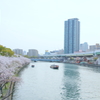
[0,0,100,54]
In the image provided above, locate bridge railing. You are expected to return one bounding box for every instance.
[31,58,63,62]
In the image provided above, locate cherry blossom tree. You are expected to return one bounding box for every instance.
[0,55,31,98]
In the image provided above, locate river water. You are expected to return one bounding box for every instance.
[12,62,100,100]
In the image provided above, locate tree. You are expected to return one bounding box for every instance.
[0,45,14,57]
[0,55,31,98]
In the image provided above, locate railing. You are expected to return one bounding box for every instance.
[40,50,100,57]
[31,58,63,62]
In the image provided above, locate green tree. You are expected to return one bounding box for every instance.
[70,57,74,60]
[24,55,29,58]
[0,45,14,56]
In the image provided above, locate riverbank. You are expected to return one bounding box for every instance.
[63,61,100,67]
[0,56,31,100]
[0,64,29,100]
[7,65,29,100]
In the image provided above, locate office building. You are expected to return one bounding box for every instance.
[27,49,38,57]
[80,42,88,52]
[13,49,24,55]
[64,18,80,54]
[89,43,100,51]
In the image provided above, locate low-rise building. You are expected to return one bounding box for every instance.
[89,43,100,51]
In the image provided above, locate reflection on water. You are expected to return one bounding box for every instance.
[12,62,100,100]
[61,64,80,100]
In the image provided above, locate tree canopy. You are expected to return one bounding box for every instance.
[0,45,14,56]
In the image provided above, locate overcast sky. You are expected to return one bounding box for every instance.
[0,0,100,54]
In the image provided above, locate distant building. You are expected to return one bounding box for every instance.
[80,42,88,52]
[13,49,23,55]
[45,50,50,55]
[45,49,64,55]
[64,18,80,54]
[89,43,100,51]
[57,49,64,54]
[27,49,38,57]
[23,51,27,55]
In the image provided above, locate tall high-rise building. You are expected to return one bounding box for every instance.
[64,18,80,54]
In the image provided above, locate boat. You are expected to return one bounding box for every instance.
[31,65,35,67]
[50,64,59,69]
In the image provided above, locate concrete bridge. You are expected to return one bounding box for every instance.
[30,50,100,62]
[40,50,100,57]
[31,58,63,62]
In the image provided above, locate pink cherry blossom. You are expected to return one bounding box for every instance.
[0,55,31,98]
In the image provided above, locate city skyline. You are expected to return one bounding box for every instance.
[0,0,100,54]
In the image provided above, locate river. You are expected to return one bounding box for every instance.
[12,62,100,100]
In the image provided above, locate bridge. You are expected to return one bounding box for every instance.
[31,58,63,62]
[40,50,100,57]
[30,50,100,62]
